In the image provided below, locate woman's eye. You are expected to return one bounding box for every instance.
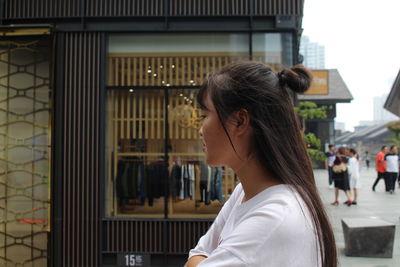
[199,114,207,120]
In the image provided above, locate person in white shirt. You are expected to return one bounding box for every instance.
[185,62,337,267]
[347,148,360,204]
[384,145,399,193]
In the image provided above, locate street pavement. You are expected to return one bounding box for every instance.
[314,168,400,267]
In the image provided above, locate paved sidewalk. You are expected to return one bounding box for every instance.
[315,168,400,267]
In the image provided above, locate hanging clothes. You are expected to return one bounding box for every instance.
[188,163,195,200]
[147,161,168,206]
[199,162,211,204]
[210,167,223,202]
[170,164,182,198]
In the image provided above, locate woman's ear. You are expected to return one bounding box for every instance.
[233,108,250,135]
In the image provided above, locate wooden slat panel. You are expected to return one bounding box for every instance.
[157,94,162,139]
[0,0,312,18]
[144,91,149,139]
[145,57,149,86]
[150,95,155,139]
[103,220,213,254]
[62,32,101,266]
[127,90,131,139]
[133,57,137,85]
[121,57,125,86]
[138,92,143,139]
[139,57,143,86]
[132,90,137,139]
[120,90,125,139]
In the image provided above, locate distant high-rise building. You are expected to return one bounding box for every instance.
[299,36,325,69]
[335,122,346,132]
[374,94,398,122]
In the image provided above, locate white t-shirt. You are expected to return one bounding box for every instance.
[188,183,320,267]
[348,157,361,189]
[385,154,399,173]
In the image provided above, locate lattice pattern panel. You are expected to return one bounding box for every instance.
[0,39,51,267]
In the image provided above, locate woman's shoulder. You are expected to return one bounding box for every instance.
[244,185,308,222]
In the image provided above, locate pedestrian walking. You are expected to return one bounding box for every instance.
[348,148,360,204]
[384,145,399,193]
[372,146,388,192]
[325,144,336,189]
[330,147,352,206]
[186,62,336,267]
[364,151,370,169]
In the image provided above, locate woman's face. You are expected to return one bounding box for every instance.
[199,93,236,166]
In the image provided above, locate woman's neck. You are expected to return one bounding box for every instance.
[233,155,282,202]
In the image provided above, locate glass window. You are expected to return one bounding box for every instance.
[252,33,294,69]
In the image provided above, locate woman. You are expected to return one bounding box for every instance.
[186,62,337,267]
[330,147,352,206]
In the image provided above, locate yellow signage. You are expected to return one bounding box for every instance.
[0,28,51,36]
[304,70,329,95]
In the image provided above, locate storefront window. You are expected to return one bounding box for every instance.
[106,89,166,217]
[106,33,292,218]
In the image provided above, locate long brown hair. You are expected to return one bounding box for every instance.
[197,61,337,267]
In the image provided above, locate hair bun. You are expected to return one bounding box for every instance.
[278,65,312,94]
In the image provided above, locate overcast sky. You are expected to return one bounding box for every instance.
[302,0,400,131]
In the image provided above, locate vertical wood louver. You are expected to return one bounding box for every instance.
[61,32,102,267]
[3,0,303,19]
[103,220,213,254]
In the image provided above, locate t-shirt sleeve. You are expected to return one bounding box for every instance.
[197,247,248,267]
[188,184,241,259]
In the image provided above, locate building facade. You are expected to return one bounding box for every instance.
[297,69,353,151]
[299,35,325,69]
[374,94,398,122]
[0,1,305,266]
